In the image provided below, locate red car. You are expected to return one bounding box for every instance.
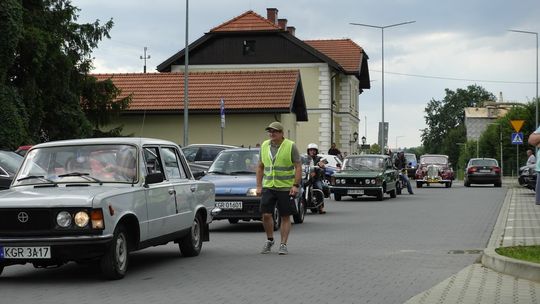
[14,145,32,157]
[415,154,454,188]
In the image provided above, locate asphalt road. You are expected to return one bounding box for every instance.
[0,182,506,304]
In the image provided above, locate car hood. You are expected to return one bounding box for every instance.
[200,174,256,195]
[333,170,382,178]
[0,186,128,208]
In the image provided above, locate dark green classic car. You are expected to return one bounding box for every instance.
[330,154,398,201]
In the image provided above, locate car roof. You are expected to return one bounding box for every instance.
[32,137,178,149]
[347,154,389,159]
[468,158,497,161]
[219,147,260,152]
[183,144,238,149]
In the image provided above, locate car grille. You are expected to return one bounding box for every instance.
[0,209,53,232]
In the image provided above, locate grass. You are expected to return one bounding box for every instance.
[496,246,540,264]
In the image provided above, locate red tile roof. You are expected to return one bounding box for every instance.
[92,70,301,112]
[304,39,363,73]
[210,10,282,32]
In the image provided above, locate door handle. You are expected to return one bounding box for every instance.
[190,185,197,192]
[168,188,176,195]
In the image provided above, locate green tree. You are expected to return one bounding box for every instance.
[1,0,126,148]
[421,84,496,158]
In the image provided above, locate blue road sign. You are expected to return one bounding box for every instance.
[511,132,523,145]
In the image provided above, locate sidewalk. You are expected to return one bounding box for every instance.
[405,180,540,304]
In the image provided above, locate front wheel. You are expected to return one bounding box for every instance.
[179,214,203,257]
[390,188,397,198]
[445,182,452,188]
[293,198,306,224]
[334,193,341,201]
[416,181,423,188]
[100,225,129,280]
[272,207,281,231]
[376,190,383,201]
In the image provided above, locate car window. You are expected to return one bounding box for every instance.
[144,147,164,176]
[421,156,447,164]
[182,147,197,162]
[199,147,223,162]
[0,151,23,174]
[209,150,259,174]
[470,159,498,166]
[161,147,187,179]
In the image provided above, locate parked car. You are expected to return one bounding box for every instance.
[464,158,502,187]
[0,151,24,190]
[404,153,418,178]
[182,144,238,176]
[518,164,537,191]
[330,154,398,201]
[0,138,215,279]
[200,148,305,229]
[415,154,454,188]
[14,145,32,157]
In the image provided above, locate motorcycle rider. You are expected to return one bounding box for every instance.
[305,143,328,214]
[395,151,414,194]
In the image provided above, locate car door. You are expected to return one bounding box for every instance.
[143,146,180,239]
[384,158,397,190]
[160,146,194,229]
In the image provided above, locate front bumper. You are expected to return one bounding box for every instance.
[417,177,451,184]
[211,196,262,220]
[0,234,114,266]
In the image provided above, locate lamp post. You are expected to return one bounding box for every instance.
[509,29,538,154]
[395,135,404,151]
[351,21,416,155]
[183,0,189,147]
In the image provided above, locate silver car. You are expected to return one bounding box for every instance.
[0,138,215,279]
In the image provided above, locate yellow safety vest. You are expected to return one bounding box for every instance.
[261,139,295,188]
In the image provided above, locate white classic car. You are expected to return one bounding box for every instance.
[0,138,215,279]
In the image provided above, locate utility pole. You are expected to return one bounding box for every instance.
[140,47,150,73]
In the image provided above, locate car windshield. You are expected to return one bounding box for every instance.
[420,156,448,165]
[343,156,383,170]
[470,159,498,166]
[13,144,138,186]
[208,150,259,175]
[0,151,24,174]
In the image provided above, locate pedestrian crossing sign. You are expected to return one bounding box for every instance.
[511,132,523,145]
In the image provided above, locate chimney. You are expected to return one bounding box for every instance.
[278,18,287,30]
[267,8,278,25]
[287,26,296,36]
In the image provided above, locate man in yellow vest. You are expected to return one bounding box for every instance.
[256,121,302,255]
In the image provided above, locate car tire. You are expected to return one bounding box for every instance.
[464,181,471,187]
[376,191,383,201]
[272,207,281,231]
[100,225,129,280]
[416,181,422,188]
[293,198,305,224]
[445,182,452,188]
[179,213,203,257]
[495,182,502,187]
[396,182,402,195]
[228,219,239,224]
[334,193,341,201]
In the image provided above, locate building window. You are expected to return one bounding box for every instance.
[243,40,256,56]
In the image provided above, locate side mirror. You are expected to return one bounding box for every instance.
[193,170,206,180]
[145,172,164,185]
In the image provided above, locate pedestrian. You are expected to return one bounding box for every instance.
[256,122,302,255]
[394,151,414,194]
[528,129,540,205]
[328,142,342,159]
[526,148,536,166]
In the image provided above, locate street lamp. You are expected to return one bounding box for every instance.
[395,135,404,151]
[509,29,538,154]
[351,21,416,155]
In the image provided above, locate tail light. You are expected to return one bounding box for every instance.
[467,167,477,174]
[493,167,501,173]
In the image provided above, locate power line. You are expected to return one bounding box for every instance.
[370,69,536,84]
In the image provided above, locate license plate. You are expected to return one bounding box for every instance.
[215,201,243,210]
[1,246,51,259]
[348,189,364,195]
[479,169,490,173]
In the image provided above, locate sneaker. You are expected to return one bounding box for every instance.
[260,240,274,254]
[278,243,288,255]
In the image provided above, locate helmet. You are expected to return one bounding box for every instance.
[307,143,319,154]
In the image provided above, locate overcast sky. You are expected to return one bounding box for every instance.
[72,0,540,148]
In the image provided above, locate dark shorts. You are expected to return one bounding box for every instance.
[260,188,294,217]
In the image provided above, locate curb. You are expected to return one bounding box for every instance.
[482,247,540,283]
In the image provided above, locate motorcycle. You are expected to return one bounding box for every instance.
[396,168,407,195]
[302,165,326,214]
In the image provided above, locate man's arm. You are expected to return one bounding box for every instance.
[256,162,264,196]
[529,131,540,147]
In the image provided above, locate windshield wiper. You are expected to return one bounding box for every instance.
[16,175,57,185]
[58,172,103,185]
[208,171,228,175]
[229,171,255,175]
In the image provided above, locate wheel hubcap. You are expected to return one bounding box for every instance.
[116,233,127,270]
[191,219,200,246]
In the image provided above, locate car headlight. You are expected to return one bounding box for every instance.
[246,188,257,196]
[74,211,90,227]
[340,179,346,184]
[56,211,72,228]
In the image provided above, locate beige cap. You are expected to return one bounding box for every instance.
[265,121,284,132]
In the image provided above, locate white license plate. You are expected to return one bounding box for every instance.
[215,201,243,210]
[1,246,51,259]
[479,169,491,173]
[348,189,364,195]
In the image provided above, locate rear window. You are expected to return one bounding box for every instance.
[470,159,498,166]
